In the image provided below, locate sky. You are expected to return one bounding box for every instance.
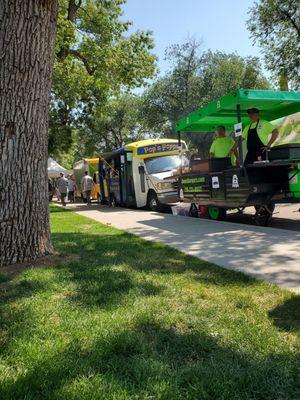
[122,0,264,75]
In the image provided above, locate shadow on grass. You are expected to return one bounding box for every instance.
[49,205,68,213]
[0,207,299,399]
[0,278,46,304]
[0,320,298,400]
[66,264,163,309]
[269,296,300,334]
[0,278,47,355]
[52,231,256,288]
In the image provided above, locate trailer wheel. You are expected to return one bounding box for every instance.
[254,203,275,215]
[208,206,226,221]
[254,203,275,226]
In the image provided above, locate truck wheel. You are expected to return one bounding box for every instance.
[109,194,116,208]
[147,192,163,212]
[208,206,226,221]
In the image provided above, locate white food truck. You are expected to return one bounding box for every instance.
[98,138,188,211]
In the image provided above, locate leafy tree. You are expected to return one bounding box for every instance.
[0,0,57,265]
[140,40,203,135]
[247,0,300,89]
[140,40,270,156]
[79,94,153,156]
[49,0,156,158]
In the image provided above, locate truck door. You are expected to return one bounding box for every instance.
[132,157,147,208]
[123,152,136,207]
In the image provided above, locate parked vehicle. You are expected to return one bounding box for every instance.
[99,139,188,211]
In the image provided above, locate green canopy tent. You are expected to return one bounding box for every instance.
[176,89,300,165]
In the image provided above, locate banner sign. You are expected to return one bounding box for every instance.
[137,142,186,156]
[182,176,206,194]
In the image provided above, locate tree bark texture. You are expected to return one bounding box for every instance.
[0,0,58,266]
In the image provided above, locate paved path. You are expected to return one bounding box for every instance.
[65,204,300,293]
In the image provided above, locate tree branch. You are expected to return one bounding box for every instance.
[278,7,300,37]
[68,0,82,22]
[68,49,96,75]
[184,47,195,108]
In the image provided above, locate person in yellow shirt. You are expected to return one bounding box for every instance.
[210,125,236,163]
[243,108,278,164]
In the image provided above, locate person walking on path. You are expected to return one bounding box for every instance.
[81,171,94,205]
[57,172,69,206]
[68,175,77,203]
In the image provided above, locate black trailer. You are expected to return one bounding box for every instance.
[176,90,300,225]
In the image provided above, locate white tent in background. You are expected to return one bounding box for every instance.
[47,157,72,178]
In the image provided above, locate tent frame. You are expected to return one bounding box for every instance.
[176,89,300,166]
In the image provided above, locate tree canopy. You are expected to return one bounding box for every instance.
[78,94,152,157]
[140,40,270,156]
[247,0,300,90]
[49,0,156,161]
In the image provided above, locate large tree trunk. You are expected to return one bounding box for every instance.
[0,0,58,266]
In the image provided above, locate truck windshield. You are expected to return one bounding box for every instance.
[145,155,188,174]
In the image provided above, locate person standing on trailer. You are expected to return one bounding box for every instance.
[209,125,237,163]
[81,171,94,205]
[243,108,279,164]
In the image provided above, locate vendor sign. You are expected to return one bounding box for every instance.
[137,142,186,156]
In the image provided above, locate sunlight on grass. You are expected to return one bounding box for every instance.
[0,205,299,399]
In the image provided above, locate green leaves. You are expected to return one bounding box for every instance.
[80,94,150,156]
[54,0,156,95]
[247,0,300,89]
[49,0,156,161]
[140,40,270,155]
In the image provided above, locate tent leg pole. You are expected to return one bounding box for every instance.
[177,131,182,199]
[237,104,243,166]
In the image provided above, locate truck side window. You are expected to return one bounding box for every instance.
[138,165,145,193]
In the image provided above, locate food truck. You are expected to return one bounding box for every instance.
[176,90,300,225]
[98,138,188,211]
[73,158,100,201]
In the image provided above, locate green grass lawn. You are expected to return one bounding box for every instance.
[0,206,299,400]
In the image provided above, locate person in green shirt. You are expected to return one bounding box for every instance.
[242,107,279,164]
[210,125,236,163]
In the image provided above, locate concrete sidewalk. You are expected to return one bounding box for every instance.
[65,204,300,293]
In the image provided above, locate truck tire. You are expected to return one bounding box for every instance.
[109,194,116,208]
[147,192,163,212]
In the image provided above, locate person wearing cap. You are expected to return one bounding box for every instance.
[243,108,278,164]
[210,125,237,164]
